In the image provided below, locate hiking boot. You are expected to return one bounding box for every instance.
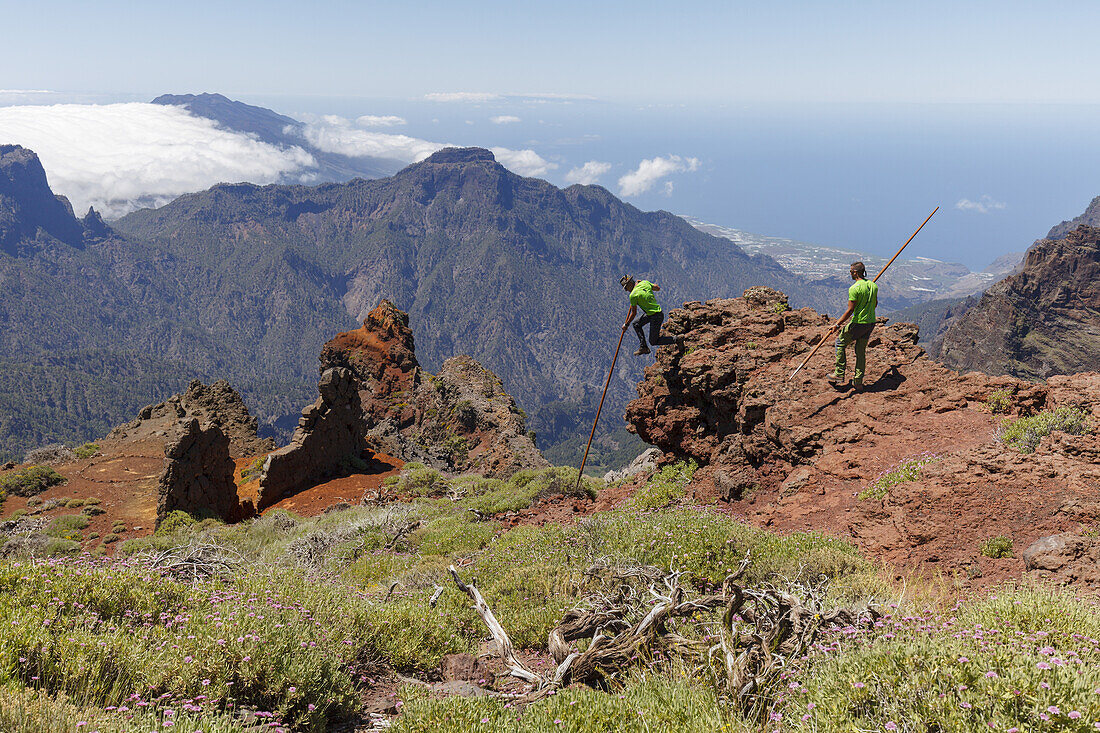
[827,376,848,391]
[852,381,865,393]
[634,345,651,356]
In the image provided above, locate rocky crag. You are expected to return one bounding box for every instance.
[624,287,1100,581]
[256,300,547,509]
[930,226,1100,379]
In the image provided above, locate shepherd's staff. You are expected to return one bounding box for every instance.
[788,206,939,380]
[574,323,627,492]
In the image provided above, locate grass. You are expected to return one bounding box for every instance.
[858,453,940,501]
[6,463,1100,732]
[0,465,66,498]
[996,407,1091,453]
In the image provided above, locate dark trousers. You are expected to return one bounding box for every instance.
[634,311,676,348]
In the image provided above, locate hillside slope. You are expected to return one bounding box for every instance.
[113,146,838,454]
[930,226,1100,379]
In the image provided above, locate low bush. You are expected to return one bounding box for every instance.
[631,460,696,510]
[0,466,66,498]
[45,514,89,541]
[156,509,197,535]
[980,535,1013,558]
[390,465,449,497]
[73,442,100,459]
[412,515,498,556]
[461,466,598,515]
[22,444,75,465]
[239,455,266,481]
[858,454,940,501]
[986,388,1013,414]
[997,407,1091,453]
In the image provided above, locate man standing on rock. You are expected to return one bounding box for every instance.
[828,261,878,392]
[621,275,677,356]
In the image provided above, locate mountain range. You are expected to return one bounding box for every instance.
[0,143,838,466]
[151,92,403,183]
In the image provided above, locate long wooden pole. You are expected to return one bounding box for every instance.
[787,206,939,380]
[575,323,628,491]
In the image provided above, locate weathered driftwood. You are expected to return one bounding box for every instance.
[448,556,877,712]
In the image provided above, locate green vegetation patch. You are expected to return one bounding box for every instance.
[986,388,1013,415]
[980,535,1014,559]
[997,407,1091,453]
[73,442,100,459]
[460,466,599,515]
[631,460,696,510]
[0,465,66,498]
[858,454,940,501]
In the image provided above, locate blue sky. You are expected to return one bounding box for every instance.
[5,0,1100,104]
[4,1,1100,270]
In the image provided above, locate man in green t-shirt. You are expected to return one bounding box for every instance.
[829,261,879,392]
[620,275,677,356]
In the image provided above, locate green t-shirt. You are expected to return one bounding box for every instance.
[629,280,662,315]
[848,279,878,324]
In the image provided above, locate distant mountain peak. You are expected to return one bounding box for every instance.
[0,144,85,251]
[421,147,497,165]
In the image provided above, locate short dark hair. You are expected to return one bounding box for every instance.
[850,261,866,277]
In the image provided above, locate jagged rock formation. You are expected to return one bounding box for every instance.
[1046,196,1100,240]
[257,368,364,511]
[109,379,274,458]
[157,418,237,525]
[931,226,1100,379]
[323,300,547,477]
[624,287,1100,578]
[256,301,547,509]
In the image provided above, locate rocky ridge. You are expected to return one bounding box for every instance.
[625,287,1100,580]
[931,226,1100,380]
[255,300,547,509]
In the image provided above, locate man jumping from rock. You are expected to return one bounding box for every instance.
[621,275,677,356]
[828,261,878,392]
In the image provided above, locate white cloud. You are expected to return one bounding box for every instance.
[618,155,700,197]
[490,115,521,124]
[565,160,612,185]
[490,147,557,177]
[0,102,315,217]
[955,195,1007,214]
[425,92,503,103]
[299,115,445,162]
[355,114,406,127]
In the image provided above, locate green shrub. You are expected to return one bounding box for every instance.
[986,388,1013,415]
[43,538,80,555]
[412,515,498,556]
[441,435,470,462]
[997,407,1091,453]
[0,466,65,498]
[773,300,790,313]
[101,533,120,544]
[631,460,697,510]
[239,455,266,481]
[83,497,102,506]
[73,442,100,459]
[858,454,940,501]
[461,466,598,515]
[64,498,85,509]
[45,514,89,542]
[391,465,450,496]
[980,535,1013,558]
[156,509,196,535]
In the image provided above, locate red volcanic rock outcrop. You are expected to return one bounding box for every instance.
[326,300,547,477]
[626,287,1100,580]
[256,300,546,509]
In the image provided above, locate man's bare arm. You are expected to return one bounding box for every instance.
[623,304,638,329]
[835,300,857,328]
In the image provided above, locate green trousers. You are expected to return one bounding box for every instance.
[834,322,875,384]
